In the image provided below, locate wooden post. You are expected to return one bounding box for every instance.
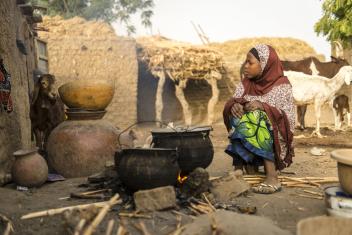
[175,79,192,125]
[205,76,220,125]
[153,69,166,126]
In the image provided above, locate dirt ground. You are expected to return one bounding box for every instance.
[0,119,351,235]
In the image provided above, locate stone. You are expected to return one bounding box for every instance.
[134,186,176,212]
[210,172,250,203]
[178,210,291,235]
[180,167,211,198]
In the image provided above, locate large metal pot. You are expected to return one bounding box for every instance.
[151,126,214,174]
[115,148,179,191]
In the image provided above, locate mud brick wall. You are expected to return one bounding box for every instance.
[44,37,138,129]
[0,0,36,182]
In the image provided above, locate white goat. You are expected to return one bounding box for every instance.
[284,66,352,137]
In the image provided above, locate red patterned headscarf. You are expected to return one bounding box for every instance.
[242,44,290,96]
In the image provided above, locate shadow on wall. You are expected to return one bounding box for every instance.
[137,61,217,124]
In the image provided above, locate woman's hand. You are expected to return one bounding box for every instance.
[244,100,263,112]
[231,103,244,118]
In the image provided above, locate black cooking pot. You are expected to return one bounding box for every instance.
[151,126,214,174]
[115,148,179,191]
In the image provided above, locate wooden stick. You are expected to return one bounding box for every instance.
[187,206,201,216]
[106,219,115,235]
[118,212,152,219]
[116,223,127,235]
[0,214,14,235]
[74,219,86,235]
[303,190,324,197]
[171,210,195,220]
[83,194,120,235]
[21,198,122,220]
[296,193,323,200]
[81,189,111,196]
[132,221,151,235]
[202,193,216,212]
[283,176,321,187]
[70,192,105,200]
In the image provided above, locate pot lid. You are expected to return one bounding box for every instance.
[331,149,352,165]
[151,126,213,134]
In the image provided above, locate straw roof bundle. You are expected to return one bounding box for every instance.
[38,16,117,40]
[137,36,226,81]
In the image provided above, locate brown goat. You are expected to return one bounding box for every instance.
[30,74,65,152]
[333,94,351,128]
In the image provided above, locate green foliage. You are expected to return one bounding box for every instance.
[315,0,352,46]
[30,0,154,35]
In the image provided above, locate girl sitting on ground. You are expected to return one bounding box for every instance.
[223,44,295,194]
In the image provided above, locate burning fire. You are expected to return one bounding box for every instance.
[177,172,188,184]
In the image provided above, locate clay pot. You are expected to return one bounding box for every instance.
[58,80,114,110]
[47,119,119,178]
[11,148,48,187]
[331,149,352,194]
[115,148,179,191]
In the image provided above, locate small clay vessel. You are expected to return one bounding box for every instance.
[11,148,48,187]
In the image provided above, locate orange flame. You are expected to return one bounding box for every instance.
[177,172,188,184]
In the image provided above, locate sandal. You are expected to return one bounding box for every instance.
[252,183,282,194]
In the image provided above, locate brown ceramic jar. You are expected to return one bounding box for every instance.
[11,148,48,187]
[46,119,119,178]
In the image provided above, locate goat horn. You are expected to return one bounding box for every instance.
[333,41,344,58]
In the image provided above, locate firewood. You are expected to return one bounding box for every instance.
[187,206,201,216]
[296,193,323,200]
[105,219,115,235]
[73,219,86,235]
[81,189,111,196]
[116,224,128,235]
[0,213,14,235]
[282,176,321,187]
[118,212,152,219]
[171,210,195,220]
[70,192,105,200]
[82,194,120,235]
[202,193,216,212]
[21,198,122,220]
[303,190,324,197]
[132,221,151,235]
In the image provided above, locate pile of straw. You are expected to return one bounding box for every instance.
[137,36,226,81]
[38,16,117,40]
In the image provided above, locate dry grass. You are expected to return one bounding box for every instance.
[38,16,117,40]
[136,36,226,81]
[210,37,325,82]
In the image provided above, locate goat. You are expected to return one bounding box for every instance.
[284,66,352,137]
[333,94,351,129]
[30,74,65,152]
[282,56,349,130]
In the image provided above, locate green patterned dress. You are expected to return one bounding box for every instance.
[225,110,274,165]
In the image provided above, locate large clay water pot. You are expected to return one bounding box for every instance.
[115,148,179,191]
[11,148,48,187]
[47,119,119,178]
[58,80,114,110]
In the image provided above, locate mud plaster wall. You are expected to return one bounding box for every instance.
[138,61,232,125]
[45,37,138,129]
[0,0,35,179]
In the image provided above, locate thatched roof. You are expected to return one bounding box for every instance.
[38,16,117,40]
[136,36,226,81]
